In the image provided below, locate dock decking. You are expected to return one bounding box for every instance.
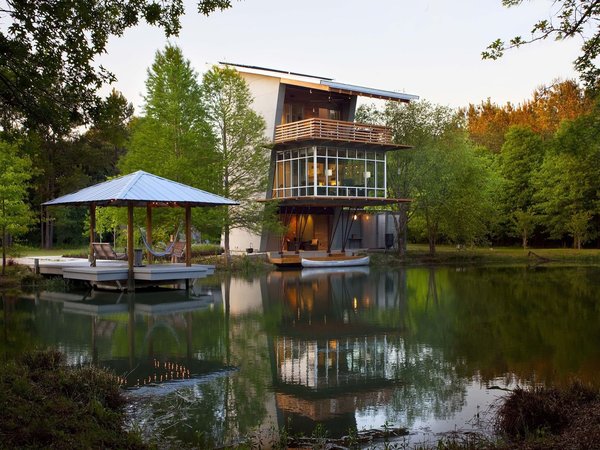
[16,257,215,290]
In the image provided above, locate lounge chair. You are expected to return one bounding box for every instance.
[171,242,186,263]
[92,242,128,261]
[304,239,319,251]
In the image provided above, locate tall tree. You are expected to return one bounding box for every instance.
[500,126,545,213]
[464,80,591,153]
[483,0,600,90]
[79,90,134,181]
[28,90,134,248]
[120,44,220,239]
[533,103,600,246]
[0,0,233,134]
[410,130,499,254]
[0,142,33,274]
[201,66,270,259]
[359,100,500,255]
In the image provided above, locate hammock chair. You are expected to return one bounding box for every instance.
[139,224,182,258]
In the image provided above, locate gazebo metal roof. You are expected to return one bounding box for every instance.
[43,170,238,207]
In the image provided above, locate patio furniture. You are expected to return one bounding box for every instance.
[92,243,127,261]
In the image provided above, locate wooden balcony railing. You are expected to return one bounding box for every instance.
[274,118,393,145]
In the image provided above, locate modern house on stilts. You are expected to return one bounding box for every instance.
[223,63,418,263]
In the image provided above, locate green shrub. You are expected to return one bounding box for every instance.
[0,349,147,449]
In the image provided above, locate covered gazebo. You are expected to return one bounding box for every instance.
[43,170,237,290]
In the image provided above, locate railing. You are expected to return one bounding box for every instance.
[275,118,393,145]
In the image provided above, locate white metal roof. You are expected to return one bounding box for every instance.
[320,80,419,102]
[43,171,238,207]
[219,62,419,102]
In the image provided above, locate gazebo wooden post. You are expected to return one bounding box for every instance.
[185,204,192,267]
[89,203,96,267]
[184,204,192,292]
[127,202,135,291]
[146,204,153,265]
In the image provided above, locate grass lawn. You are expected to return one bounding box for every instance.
[373,244,600,266]
[10,245,89,258]
[7,243,600,268]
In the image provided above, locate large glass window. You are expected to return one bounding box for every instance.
[272,146,387,199]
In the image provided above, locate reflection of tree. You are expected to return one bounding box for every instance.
[1,293,40,358]
[383,337,468,426]
[265,268,468,434]
[406,266,600,387]
[127,277,273,447]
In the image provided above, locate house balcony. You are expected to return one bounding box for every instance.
[274,118,404,150]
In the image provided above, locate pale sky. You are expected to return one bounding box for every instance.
[99,0,585,113]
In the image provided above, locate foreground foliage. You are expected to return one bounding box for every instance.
[496,383,600,449]
[483,1,600,91]
[0,349,147,449]
[0,0,232,134]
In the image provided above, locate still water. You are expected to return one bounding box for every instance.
[2,265,600,447]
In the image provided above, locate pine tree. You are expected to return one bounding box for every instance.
[120,45,221,239]
[201,66,271,258]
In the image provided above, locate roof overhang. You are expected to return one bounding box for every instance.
[279,78,418,102]
[320,80,419,103]
[219,62,419,103]
[260,196,411,208]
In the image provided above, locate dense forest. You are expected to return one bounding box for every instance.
[1,45,270,256]
[357,79,599,253]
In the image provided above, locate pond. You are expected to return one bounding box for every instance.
[2,264,600,447]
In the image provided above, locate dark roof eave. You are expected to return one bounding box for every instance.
[258,196,411,207]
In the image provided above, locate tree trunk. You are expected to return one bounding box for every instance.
[44,213,53,249]
[425,210,436,256]
[223,219,230,266]
[522,231,528,249]
[44,176,54,249]
[393,204,408,257]
[1,225,6,276]
[428,234,436,256]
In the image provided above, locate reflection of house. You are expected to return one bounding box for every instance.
[263,268,409,434]
[276,389,394,422]
[276,335,404,391]
[224,64,418,253]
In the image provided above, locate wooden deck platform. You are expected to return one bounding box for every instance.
[15,257,215,290]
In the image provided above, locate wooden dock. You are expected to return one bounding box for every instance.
[16,257,215,290]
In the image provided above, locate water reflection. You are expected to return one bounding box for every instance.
[265,268,468,437]
[1,265,600,446]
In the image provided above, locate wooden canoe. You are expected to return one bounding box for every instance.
[301,255,370,268]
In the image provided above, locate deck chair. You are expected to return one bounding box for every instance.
[171,242,186,263]
[92,243,127,261]
[304,238,319,251]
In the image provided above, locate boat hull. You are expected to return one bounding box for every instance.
[301,255,370,268]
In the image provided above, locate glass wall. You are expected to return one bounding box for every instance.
[272,146,386,199]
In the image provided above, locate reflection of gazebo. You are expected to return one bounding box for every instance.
[43,171,237,290]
